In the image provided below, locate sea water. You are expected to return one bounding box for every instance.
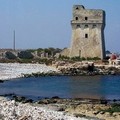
[0,75,120,100]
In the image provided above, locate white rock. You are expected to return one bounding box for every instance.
[0,97,91,120]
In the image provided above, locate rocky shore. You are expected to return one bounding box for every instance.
[26,97,120,120]
[53,61,120,76]
[0,97,92,120]
[1,96,120,120]
[0,62,120,120]
[1,62,120,81]
[21,61,120,78]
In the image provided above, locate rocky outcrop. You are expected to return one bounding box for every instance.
[37,98,120,120]
[53,61,120,76]
[0,97,83,120]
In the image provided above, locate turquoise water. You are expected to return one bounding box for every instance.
[0,75,120,100]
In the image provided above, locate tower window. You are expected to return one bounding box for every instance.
[75,17,78,20]
[76,24,80,28]
[85,34,88,38]
[93,24,96,28]
[85,24,88,28]
[76,7,79,10]
[85,17,88,20]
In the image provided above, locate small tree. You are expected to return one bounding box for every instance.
[18,51,34,59]
[5,51,17,59]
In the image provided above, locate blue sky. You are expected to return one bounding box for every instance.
[0,0,120,52]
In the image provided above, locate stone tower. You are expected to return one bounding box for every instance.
[69,5,106,59]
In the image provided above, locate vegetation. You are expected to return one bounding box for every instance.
[37,47,62,57]
[71,56,86,61]
[38,58,53,65]
[0,48,103,64]
[58,55,100,61]
[86,57,101,61]
[100,103,120,114]
[18,51,34,59]
[5,51,17,59]
[59,55,70,60]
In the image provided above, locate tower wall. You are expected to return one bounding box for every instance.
[69,5,106,59]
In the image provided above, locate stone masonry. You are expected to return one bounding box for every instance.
[61,5,106,59]
[70,5,106,59]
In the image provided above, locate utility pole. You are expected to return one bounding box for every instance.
[13,30,15,51]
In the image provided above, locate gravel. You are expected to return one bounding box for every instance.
[0,97,90,120]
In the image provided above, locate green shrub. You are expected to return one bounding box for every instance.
[71,56,81,61]
[87,57,101,61]
[18,51,34,59]
[38,58,53,65]
[59,55,70,60]
[100,103,120,114]
[5,51,17,59]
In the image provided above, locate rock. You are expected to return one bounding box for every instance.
[0,114,4,119]
[0,97,81,120]
[99,111,105,114]
[0,80,4,83]
[74,113,86,118]
[18,115,28,120]
[23,99,33,103]
[100,99,108,105]
[93,111,100,115]
[38,99,49,104]
[13,95,26,102]
[52,96,60,99]
[58,107,65,111]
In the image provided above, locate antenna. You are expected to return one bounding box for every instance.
[13,30,15,51]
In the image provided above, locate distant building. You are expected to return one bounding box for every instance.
[61,5,106,59]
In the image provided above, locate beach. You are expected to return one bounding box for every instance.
[0,97,89,120]
[0,63,120,120]
[0,63,58,80]
[0,63,89,120]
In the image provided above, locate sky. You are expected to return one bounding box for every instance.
[0,0,120,52]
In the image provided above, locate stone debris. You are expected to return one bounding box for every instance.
[0,97,90,120]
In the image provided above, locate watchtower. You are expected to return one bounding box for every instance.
[69,5,106,59]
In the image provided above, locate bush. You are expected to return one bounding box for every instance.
[100,103,120,114]
[86,57,101,61]
[38,58,53,65]
[18,59,33,63]
[18,51,34,59]
[71,56,81,61]
[59,55,70,60]
[5,51,17,59]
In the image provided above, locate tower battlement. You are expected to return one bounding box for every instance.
[72,5,105,26]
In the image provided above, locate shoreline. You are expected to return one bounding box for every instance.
[0,95,120,120]
[0,96,84,120]
[0,63,120,119]
[0,63,58,81]
[1,63,120,81]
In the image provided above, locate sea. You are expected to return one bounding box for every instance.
[0,75,120,100]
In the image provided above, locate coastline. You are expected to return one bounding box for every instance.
[0,96,120,120]
[0,63,120,120]
[1,62,120,81]
[0,97,84,120]
[0,63,58,81]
